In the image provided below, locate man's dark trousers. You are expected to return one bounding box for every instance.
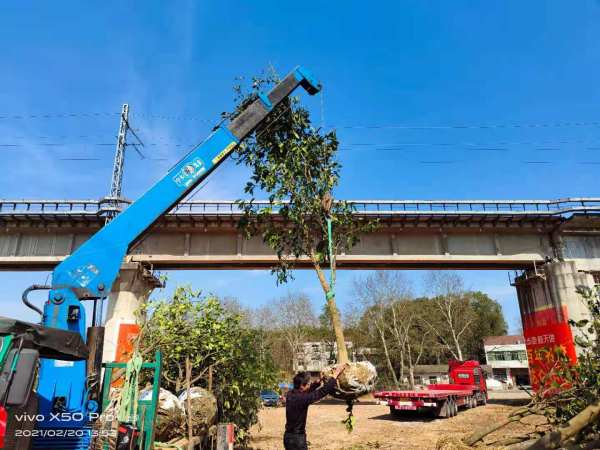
[283,431,307,450]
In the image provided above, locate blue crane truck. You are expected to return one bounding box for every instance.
[0,66,320,450]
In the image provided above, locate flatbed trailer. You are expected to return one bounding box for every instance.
[374,360,488,418]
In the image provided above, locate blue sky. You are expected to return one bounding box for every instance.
[1,1,600,332]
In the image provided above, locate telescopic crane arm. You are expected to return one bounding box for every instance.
[35,66,320,418]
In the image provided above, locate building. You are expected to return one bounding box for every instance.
[484,335,530,387]
[293,341,373,375]
[410,365,450,385]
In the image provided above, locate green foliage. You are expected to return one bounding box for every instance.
[140,285,277,442]
[230,71,376,283]
[536,285,600,429]
[341,400,357,433]
[341,413,356,433]
[463,291,508,360]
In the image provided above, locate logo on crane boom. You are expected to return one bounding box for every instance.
[173,157,206,187]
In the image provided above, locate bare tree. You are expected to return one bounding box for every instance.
[354,271,412,387]
[272,292,318,370]
[421,272,474,361]
[220,296,251,325]
[388,300,431,389]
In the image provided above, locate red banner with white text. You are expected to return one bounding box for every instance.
[522,305,577,391]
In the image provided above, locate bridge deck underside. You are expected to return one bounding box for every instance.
[1,211,599,270]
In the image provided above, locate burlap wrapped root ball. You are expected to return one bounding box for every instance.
[139,387,185,442]
[321,361,377,401]
[178,387,218,439]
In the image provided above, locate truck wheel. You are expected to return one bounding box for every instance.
[441,398,455,418]
[450,398,458,417]
[434,403,444,418]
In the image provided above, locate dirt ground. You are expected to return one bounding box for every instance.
[249,394,531,450]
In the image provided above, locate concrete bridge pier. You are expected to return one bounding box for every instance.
[514,260,597,388]
[101,263,163,364]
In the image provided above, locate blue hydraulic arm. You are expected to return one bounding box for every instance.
[36,67,320,426]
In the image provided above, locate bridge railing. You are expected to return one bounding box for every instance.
[1,198,600,217]
[170,198,600,216]
[0,199,102,215]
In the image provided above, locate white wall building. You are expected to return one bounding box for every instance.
[484,335,530,387]
[294,341,366,374]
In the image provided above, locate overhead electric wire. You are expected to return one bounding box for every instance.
[59,157,101,161]
[125,113,600,130]
[1,109,598,168]
[0,112,119,119]
[5,138,599,150]
[332,121,600,130]
[5,109,600,131]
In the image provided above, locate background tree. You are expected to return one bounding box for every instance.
[420,271,474,361]
[272,292,318,370]
[233,71,375,364]
[462,291,507,360]
[389,299,432,389]
[352,271,509,388]
[354,272,412,387]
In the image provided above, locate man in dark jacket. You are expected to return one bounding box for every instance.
[283,364,347,450]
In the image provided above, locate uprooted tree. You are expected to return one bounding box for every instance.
[232,71,376,364]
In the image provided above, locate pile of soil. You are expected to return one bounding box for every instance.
[322,361,377,400]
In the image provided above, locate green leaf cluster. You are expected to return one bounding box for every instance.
[230,71,376,284]
[139,285,278,443]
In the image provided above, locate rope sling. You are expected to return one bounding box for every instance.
[324,217,355,432]
[325,217,336,302]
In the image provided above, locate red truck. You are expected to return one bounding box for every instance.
[374,360,488,418]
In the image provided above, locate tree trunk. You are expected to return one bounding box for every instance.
[378,327,399,387]
[452,333,463,361]
[399,355,405,383]
[406,342,415,389]
[389,306,406,384]
[408,366,415,390]
[527,400,600,450]
[312,258,349,364]
[327,296,349,364]
[185,357,194,450]
[463,415,523,446]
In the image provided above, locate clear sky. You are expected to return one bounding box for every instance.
[1,1,600,332]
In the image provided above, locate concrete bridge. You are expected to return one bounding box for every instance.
[1,198,600,271]
[1,197,600,377]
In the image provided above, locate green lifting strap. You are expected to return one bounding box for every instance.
[117,352,143,424]
[325,217,336,301]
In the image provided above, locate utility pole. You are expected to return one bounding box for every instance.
[106,104,145,221]
[110,103,129,200]
[105,104,130,221]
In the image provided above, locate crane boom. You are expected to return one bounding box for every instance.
[35,66,320,429]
